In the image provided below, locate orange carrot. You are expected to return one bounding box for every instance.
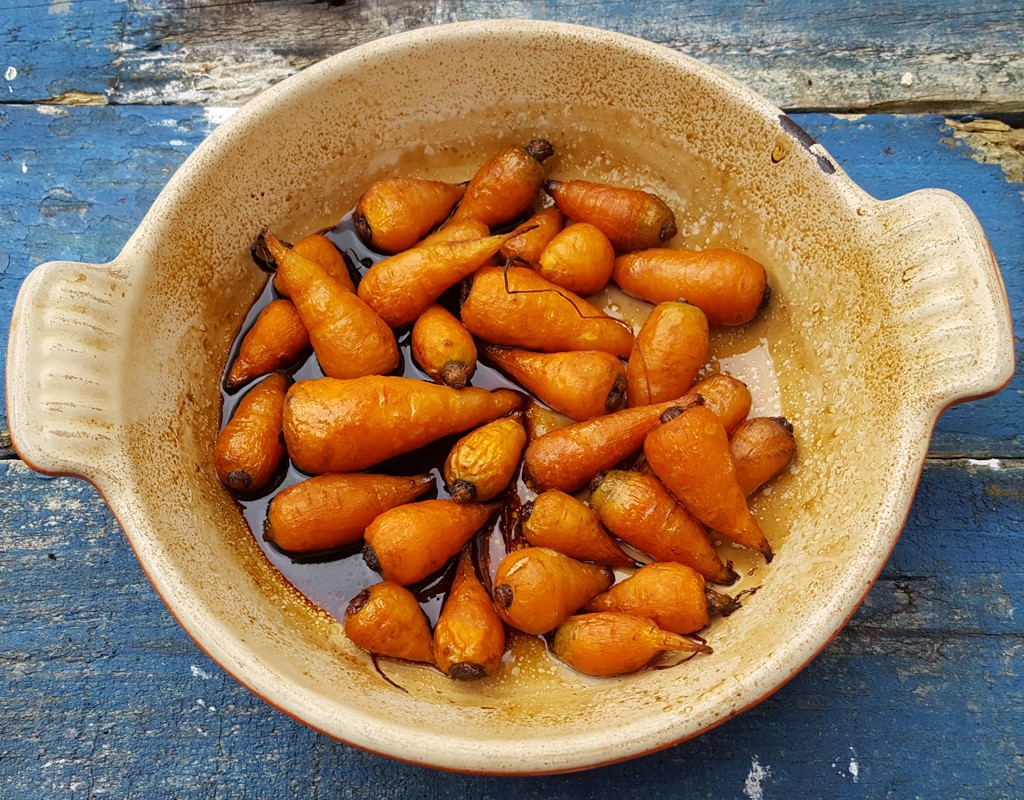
[411,304,478,389]
[344,581,434,664]
[226,299,310,391]
[521,490,635,568]
[689,373,752,434]
[263,230,399,378]
[491,547,613,635]
[500,206,564,265]
[448,139,554,228]
[481,344,626,422]
[523,399,575,443]
[544,179,677,253]
[290,233,355,292]
[282,376,522,474]
[415,218,490,248]
[645,404,773,561]
[588,469,737,585]
[214,373,288,495]
[357,230,522,328]
[433,548,506,679]
[263,473,435,553]
[552,612,711,677]
[461,265,634,358]
[626,300,708,406]
[443,415,526,503]
[730,416,797,495]
[536,222,615,295]
[613,247,769,325]
[523,393,703,493]
[354,177,465,253]
[362,499,499,585]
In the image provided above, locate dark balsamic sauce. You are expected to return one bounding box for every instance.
[219,211,528,625]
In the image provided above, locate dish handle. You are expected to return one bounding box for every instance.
[873,188,1015,411]
[6,259,130,485]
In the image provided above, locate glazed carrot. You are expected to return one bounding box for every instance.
[552,612,711,677]
[443,415,526,503]
[500,206,564,265]
[344,581,434,664]
[461,266,634,358]
[411,304,478,389]
[263,231,399,378]
[433,548,506,679]
[362,499,499,585]
[214,373,287,495]
[613,247,769,325]
[626,300,708,406]
[645,404,773,561]
[357,230,523,328]
[536,222,615,295]
[730,416,797,496]
[283,376,521,474]
[226,299,310,391]
[414,218,490,248]
[544,179,677,253]
[448,139,554,228]
[584,562,740,635]
[523,393,703,493]
[521,490,635,568]
[588,470,737,585]
[523,398,575,442]
[354,177,466,253]
[481,344,626,422]
[290,233,355,292]
[263,472,435,553]
[689,373,752,434]
[491,547,613,635]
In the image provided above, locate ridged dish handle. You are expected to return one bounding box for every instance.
[872,188,1015,411]
[6,259,130,484]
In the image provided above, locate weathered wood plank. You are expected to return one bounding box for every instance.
[3,0,1023,112]
[1,458,1019,796]
[1,105,1020,453]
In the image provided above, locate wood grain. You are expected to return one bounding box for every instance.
[4,0,1023,111]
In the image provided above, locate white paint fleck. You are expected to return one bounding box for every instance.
[21,162,28,174]
[49,0,72,13]
[744,756,771,800]
[190,664,212,680]
[5,66,17,81]
[967,458,1003,470]
[196,698,206,707]
[849,756,860,781]
[204,106,238,127]
[900,72,915,87]
[169,139,186,147]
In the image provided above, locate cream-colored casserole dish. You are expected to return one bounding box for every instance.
[6,20,1014,774]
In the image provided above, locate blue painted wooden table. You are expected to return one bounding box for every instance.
[2,2,1022,797]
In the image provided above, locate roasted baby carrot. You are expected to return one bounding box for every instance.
[433,548,506,679]
[613,247,769,325]
[226,298,310,391]
[536,222,615,295]
[730,416,797,495]
[357,230,522,328]
[588,469,737,585]
[688,373,752,434]
[500,205,564,265]
[523,398,575,442]
[491,547,613,635]
[263,472,435,553]
[290,233,356,293]
[411,304,478,389]
[626,300,708,406]
[544,179,677,253]
[448,139,554,228]
[645,404,773,561]
[344,581,434,664]
[443,415,526,503]
[282,376,522,474]
[214,373,288,495]
[414,218,490,248]
[461,265,634,358]
[263,230,399,378]
[362,499,499,585]
[523,393,703,493]
[354,177,466,253]
[481,344,626,422]
[521,490,635,568]
[584,562,739,635]
[552,612,711,677]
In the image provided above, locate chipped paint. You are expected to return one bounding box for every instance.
[5,66,17,81]
[204,107,238,127]
[190,664,212,680]
[967,458,1004,470]
[946,118,1024,185]
[41,90,108,106]
[744,756,771,799]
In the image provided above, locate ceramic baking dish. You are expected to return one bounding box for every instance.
[6,20,1014,773]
